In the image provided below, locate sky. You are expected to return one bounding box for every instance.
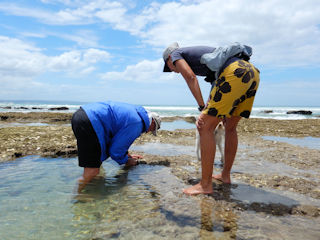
[0,0,319,106]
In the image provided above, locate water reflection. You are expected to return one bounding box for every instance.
[199,197,238,239]
[73,167,130,203]
[0,156,319,239]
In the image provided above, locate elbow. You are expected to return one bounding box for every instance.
[186,74,197,84]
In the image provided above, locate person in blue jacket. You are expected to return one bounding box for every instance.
[71,101,161,191]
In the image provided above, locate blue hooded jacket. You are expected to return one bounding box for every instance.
[81,101,150,165]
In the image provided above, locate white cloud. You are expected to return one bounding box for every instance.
[0,36,45,77]
[0,36,111,81]
[0,1,127,25]
[1,0,319,67]
[48,48,110,72]
[137,0,320,67]
[20,30,102,48]
[101,58,177,83]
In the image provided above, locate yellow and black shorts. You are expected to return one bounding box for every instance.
[203,60,260,119]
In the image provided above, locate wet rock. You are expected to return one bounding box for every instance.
[55,149,77,157]
[0,106,12,109]
[14,152,22,158]
[137,159,170,166]
[261,110,273,113]
[237,202,296,216]
[0,116,9,121]
[0,112,72,123]
[49,107,69,111]
[0,113,319,220]
[287,110,312,115]
[292,205,320,217]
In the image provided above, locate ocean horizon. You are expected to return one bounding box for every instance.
[0,100,319,120]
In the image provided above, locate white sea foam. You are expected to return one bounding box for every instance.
[0,101,319,120]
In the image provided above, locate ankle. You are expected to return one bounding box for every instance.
[200,180,212,189]
[221,170,231,179]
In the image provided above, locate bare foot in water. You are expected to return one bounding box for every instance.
[212,174,231,184]
[183,183,213,195]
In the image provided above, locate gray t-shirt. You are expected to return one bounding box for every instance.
[171,46,215,76]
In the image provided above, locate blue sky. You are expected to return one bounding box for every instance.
[0,0,319,106]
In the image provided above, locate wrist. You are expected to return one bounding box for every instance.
[198,105,205,112]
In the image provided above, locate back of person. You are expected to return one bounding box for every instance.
[170,46,215,76]
[82,101,146,134]
[81,101,149,162]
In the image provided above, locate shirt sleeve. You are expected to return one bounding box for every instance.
[109,123,142,165]
[170,49,184,64]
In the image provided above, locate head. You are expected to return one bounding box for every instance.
[147,112,161,136]
[163,42,179,73]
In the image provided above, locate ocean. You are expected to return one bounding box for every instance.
[0,100,319,120]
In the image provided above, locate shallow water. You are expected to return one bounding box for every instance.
[131,142,195,156]
[160,120,195,131]
[1,151,320,239]
[262,136,320,150]
[0,122,50,128]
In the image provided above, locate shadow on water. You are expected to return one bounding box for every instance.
[188,178,299,217]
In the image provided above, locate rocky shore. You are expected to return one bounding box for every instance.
[1,112,320,220]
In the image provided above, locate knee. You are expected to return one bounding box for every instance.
[197,122,216,136]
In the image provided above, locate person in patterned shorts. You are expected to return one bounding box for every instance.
[163,42,260,195]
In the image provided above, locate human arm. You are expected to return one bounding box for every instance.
[109,124,142,165]
[175,59,205,107]
[77,167,100,193]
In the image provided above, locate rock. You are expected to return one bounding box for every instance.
[49,107,69,111]
[0,106,12,109]
[14,152,22,158]
[262,110,273,113]
[0,116,9,121]
[287,110,312,115]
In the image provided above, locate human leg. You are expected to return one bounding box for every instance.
[183,114,220,195]
[77,167,100,193]
[203,60,259,183]
[71,108,102,193]
[213,116,241,183]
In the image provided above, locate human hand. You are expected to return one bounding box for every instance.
[196,114,205,129]
[129,154,143,159]
[125,158,138,167]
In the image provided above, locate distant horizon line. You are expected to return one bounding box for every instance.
[0,99,319,108]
